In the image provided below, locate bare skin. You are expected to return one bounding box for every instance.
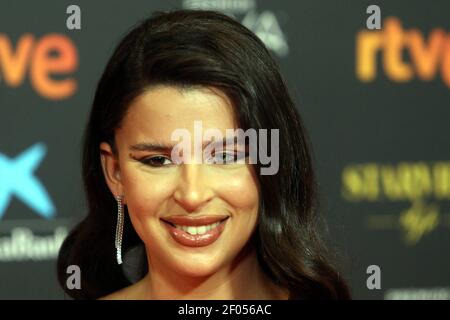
[99,85,289,300]
[99,247,289,300]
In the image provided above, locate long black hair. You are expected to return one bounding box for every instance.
[57,9,351,299]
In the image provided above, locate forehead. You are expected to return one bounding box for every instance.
[120,85,238,140]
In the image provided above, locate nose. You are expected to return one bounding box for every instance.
[173,164,214,212]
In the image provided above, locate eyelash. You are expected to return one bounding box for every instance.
[140,155,173,167]
[139,151,248,167]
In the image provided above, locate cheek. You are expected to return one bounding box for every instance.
[218,169,260,212]
[217,169,260,253]
[121,167,179,245]
[121,166,176,219]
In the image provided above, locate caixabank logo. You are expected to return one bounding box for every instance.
[0,32,78,99]
[0,29,77,260]
[0,143,55,219]
[0,144,68,262]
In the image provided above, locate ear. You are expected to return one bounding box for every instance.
[99,142,126,204]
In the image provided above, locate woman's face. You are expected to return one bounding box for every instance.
[100,85,260,278]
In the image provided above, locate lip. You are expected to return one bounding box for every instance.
[161,216,229,247]
[160,215,229,226]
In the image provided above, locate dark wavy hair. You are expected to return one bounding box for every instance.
[57,9,351,300]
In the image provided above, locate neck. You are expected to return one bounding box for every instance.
[137,243,287,299]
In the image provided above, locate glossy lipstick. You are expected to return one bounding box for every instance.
[161,215,229,247]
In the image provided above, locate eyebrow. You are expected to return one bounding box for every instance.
[129,136,246,152]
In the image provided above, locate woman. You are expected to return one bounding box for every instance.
[57,9,351,300]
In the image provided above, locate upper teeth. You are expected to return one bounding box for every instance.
[175,222,221,235]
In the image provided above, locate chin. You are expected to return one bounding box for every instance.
[171,258,224,278]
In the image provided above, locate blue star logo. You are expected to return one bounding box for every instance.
[0,143,55,219]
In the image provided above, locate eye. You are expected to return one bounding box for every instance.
[207,151,247,164]
[140,155,173,167]
[217,152,234,163]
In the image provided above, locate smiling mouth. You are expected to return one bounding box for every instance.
[159,214,230,247]
[161,217,229,236]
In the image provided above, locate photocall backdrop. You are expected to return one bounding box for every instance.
[0,0,449,299]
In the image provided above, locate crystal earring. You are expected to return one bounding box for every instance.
[115,195,124,265]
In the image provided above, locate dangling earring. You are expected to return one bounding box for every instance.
[115,195,124,265]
